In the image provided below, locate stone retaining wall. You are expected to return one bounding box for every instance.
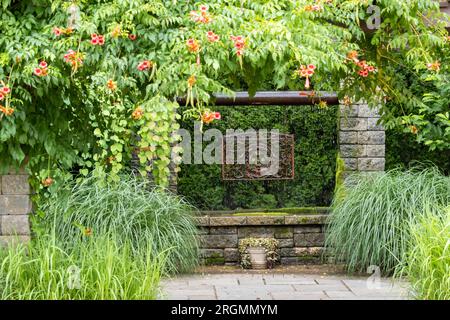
[196,213,328,265]
[0,170,31,246]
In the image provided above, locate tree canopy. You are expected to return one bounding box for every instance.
[0,0,448,189]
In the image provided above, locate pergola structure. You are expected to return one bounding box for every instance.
[174,91,385,190]
[178,91,339,106]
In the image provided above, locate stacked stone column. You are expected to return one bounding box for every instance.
[0,170,31,246]
[339,103,385,174]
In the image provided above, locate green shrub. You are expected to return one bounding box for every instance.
[398,210,450,300]
[178,105,338,210]
[36,174,199,274]
[325,167,450,275]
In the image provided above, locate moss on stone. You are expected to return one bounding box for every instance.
[210,252,223,258]
[296,216,311,224]
[272,207,329,214]
[274,227,293,238]
[204,257,226,265]
[232,207,330,216]
[233,212,287,217]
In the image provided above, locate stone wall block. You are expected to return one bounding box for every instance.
[199,234,238,249]
[358,131,385,145]
[224,248,239,262]
[358,105,381,117]
[1,175,30,195]
[237,226,274,238]
[339,131,358,144]
[294,226,322,234]
[246,216,285,226]
[0,173,32,245]
[294,233,325,247]
[193,216,209,226]
[197,227,209,235]
[358,158,385,171]
[342,158,358,171]
[1,215,30,235]
[209,227,237,235]
[209,216,246,226]
[340,144,367,158]
[340,118,367,131]
[285,215,327,225]
[280,247,324,258]
[366,145,386,157]
[200,249,224,258]
[273,227,293,239]
[339,105,359,117]
[0,195,33,215]
[277,239,294,248]
[367,118,384,130]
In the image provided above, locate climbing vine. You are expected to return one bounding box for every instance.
[0,0,448,189]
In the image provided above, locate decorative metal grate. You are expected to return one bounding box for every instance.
[222,133,295,181]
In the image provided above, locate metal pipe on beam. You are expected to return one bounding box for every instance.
[177,91,339,106]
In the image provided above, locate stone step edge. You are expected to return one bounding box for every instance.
[194,214,328,227]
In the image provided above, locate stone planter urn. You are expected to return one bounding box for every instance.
[248,247,267,270]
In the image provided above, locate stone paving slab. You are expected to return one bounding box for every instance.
[271,292,329,300]
[293,283,349,292]
[264,278,316,285]
[216,284,295,293]
[160,273,410,300]
[237,278,266,285]
[324,290,356,299]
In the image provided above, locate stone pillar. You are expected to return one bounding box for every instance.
[0,169,32,246]
[339,103,385,175]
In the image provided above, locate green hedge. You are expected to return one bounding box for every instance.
[178,105,338,210]
[386,130,450,174]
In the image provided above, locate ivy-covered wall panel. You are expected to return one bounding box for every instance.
[178,105,338,210]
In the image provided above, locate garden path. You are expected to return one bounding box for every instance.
[160,272,410,300]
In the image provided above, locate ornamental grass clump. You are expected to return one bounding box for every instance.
[37,174,199,274]
[0,234,166,300]
[0,174,199,299]
[325,167,450,275]
[397,210,450,300]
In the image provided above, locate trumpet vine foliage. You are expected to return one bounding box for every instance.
[0,0,448,189]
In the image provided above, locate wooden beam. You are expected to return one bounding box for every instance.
[177,91,339,106]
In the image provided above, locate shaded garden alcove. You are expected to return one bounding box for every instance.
[176,91,385,211]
